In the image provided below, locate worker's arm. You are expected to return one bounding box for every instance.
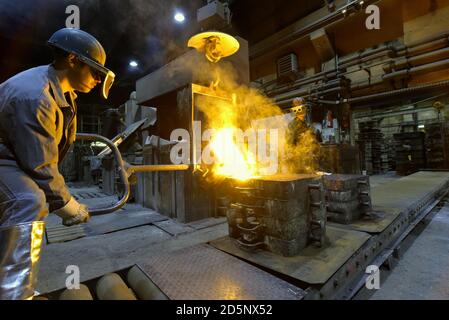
[6,95,72,212]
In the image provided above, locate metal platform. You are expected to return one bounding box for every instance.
[210,226,371,285]
[137,244,306,300]
[210,171,449,299]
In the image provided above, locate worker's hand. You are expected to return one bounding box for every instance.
[53,197,90,226]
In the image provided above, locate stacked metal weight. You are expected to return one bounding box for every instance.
[393,132,425,175]
[226,174,326,257]
[425,122,449,169]
[323,174,372,224]
[357,121,388,174]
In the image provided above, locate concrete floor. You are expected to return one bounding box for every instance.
[37,173,449,299]
[353,172,449,299]
[356,200,449,300]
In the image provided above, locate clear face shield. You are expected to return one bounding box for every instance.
[78,55,115,99]
[101,70,115,99]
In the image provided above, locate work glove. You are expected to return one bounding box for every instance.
[53,197,90,226]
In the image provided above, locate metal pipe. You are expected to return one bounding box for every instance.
[130,164,190,173]
[383,58,449,81]
[340,50,395,69]
[266,70,338,97]
[347,79,449,103]
[339,46,395,68]
[59,284,93,300]
[339,44,391,65]
[96,273,137,300]
[76,133,130,215]
[398,38,449,58]
[406,32,449,50]
[274,81,346,103]
[387,47,449,72]
[76,134,191,214]
[317,79,449,105]
[250,0,380,60]
[127,266,168,300]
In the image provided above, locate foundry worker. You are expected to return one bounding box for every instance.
[287,97,310,145]
[0,28,115,300]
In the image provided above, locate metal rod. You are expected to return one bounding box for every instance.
[130,164,190,173]
[76,133,130,215]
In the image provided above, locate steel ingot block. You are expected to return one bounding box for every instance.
[324,174,372,224]
[265,235,308,257]
[326,189,359,202]
[327,200,362,224]
[327,200,361,213]
[260,215,309,240]
[323,174,368,191]
[254,174,319,200]
[226,174,326,256]
[260,198,310,241]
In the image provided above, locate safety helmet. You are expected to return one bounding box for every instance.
[292,97,305,107]
[47,28,115,99]
[291,97,306,114]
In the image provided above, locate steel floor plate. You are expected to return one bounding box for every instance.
[210,225,371,285]
[137,244,305,300]
[153,220,195,236]
[370,171,449,214]
[83,210,168,236]
[46,210,168,243]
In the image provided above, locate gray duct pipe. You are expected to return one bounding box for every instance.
[266,70,339,96]
[251,0,380,60]
[383,58,449,81]
[386,46,449,72]
[339,47,396,69]
[348,79,449,103]
[315,79,449,105]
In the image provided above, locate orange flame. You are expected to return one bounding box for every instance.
[209,128,258,181]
